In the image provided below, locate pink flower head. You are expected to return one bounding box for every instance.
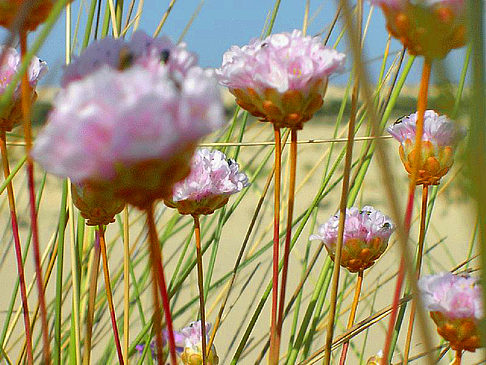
[179,321,219,365]
[166,149,249,215]
[371,0,466,58]
[0,45,47,94]
[310,206,395,272]
[388,110,465,185]
[217,30,345,129]
[32,64,224,208]
[61,30,197,87]
[0,45,47,131]
[419,272,482,320]
[388,110,465,147]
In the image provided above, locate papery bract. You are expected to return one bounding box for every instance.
[371,0,466,59]
[0,0,55,31]
[0,45,47,131]
[71,182,124,226]
[217,30,345,129]
[388,110,465,185]
[419,272,482,351]
[165,148,249,215]
[310,206,395,272]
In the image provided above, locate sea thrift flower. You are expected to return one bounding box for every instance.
[62,30,197,87]
[419,272,481,351]
[179,321,219,365]
[371,0,466,59]
[310,206,395,272]
[0,45,47,131]
[32,64,224,209]
[165,148,249,215]
[71,183,124,226]
[388,110,465,185]
[135,330,185,361]
[366,350,384,364]
[0,0,56,31]
[217,30,345,129]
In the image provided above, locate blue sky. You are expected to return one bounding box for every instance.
[1,0,470,86]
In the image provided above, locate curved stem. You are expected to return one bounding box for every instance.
[275,128,297,359]
[20,30,51,365]
[269,126,282,365]
[403,185,429,363]
[194,215,207,365]
[146,204,178,365]
[0,130,33,365]
[98,225,124,365]
[339,270,364,365]
[381,59,432,365]
[82,234,101,365]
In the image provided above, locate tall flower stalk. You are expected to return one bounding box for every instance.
[384,109,466,362]
[0,44,45,365]
[310,206,395,364]
[165,148,249,364]
[218,30,345,362]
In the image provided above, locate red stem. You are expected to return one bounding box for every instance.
[269,127,282,364]
[381,59,432,364]
[20,30,51,365]
[0,131,33,365]
[146,204,178,365]
[98,226,124,365]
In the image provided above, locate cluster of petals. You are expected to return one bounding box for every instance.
[62,30,197,87]
[388,110,465,147]
[371,0,466,58]
[0,45,47,131]
[217,30,345,129]
[0,46,47,95]
[136,321,218,364]
[310,206,395,247]
[32,65,222,185]
[166,149,249,215]
[388,110,465,185]
[310,206,395,272]
[419,272,482,320]
[218,30,345,94]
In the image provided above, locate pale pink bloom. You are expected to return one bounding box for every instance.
[172,149,249,202]
[0,45,47,95]
[419,272,482,320]
[32,65,223,184]
[62,30,197,86]
[310,206,395,248]
[218,30,345,95]
[179,321,219,365]
[387,110,466,148]
[179,321,212,349]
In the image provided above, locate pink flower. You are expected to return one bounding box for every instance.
[179,321,219,365]
[165,149,249,215]
[0,45,47,94]
[419,272,482,320]
[62,30,197,87]
[310,206,395,272]
[217,30,345,129]
[388,110,465,147]
[0,45,47,131]
[32,64,224,208]
[388,110,465,185]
